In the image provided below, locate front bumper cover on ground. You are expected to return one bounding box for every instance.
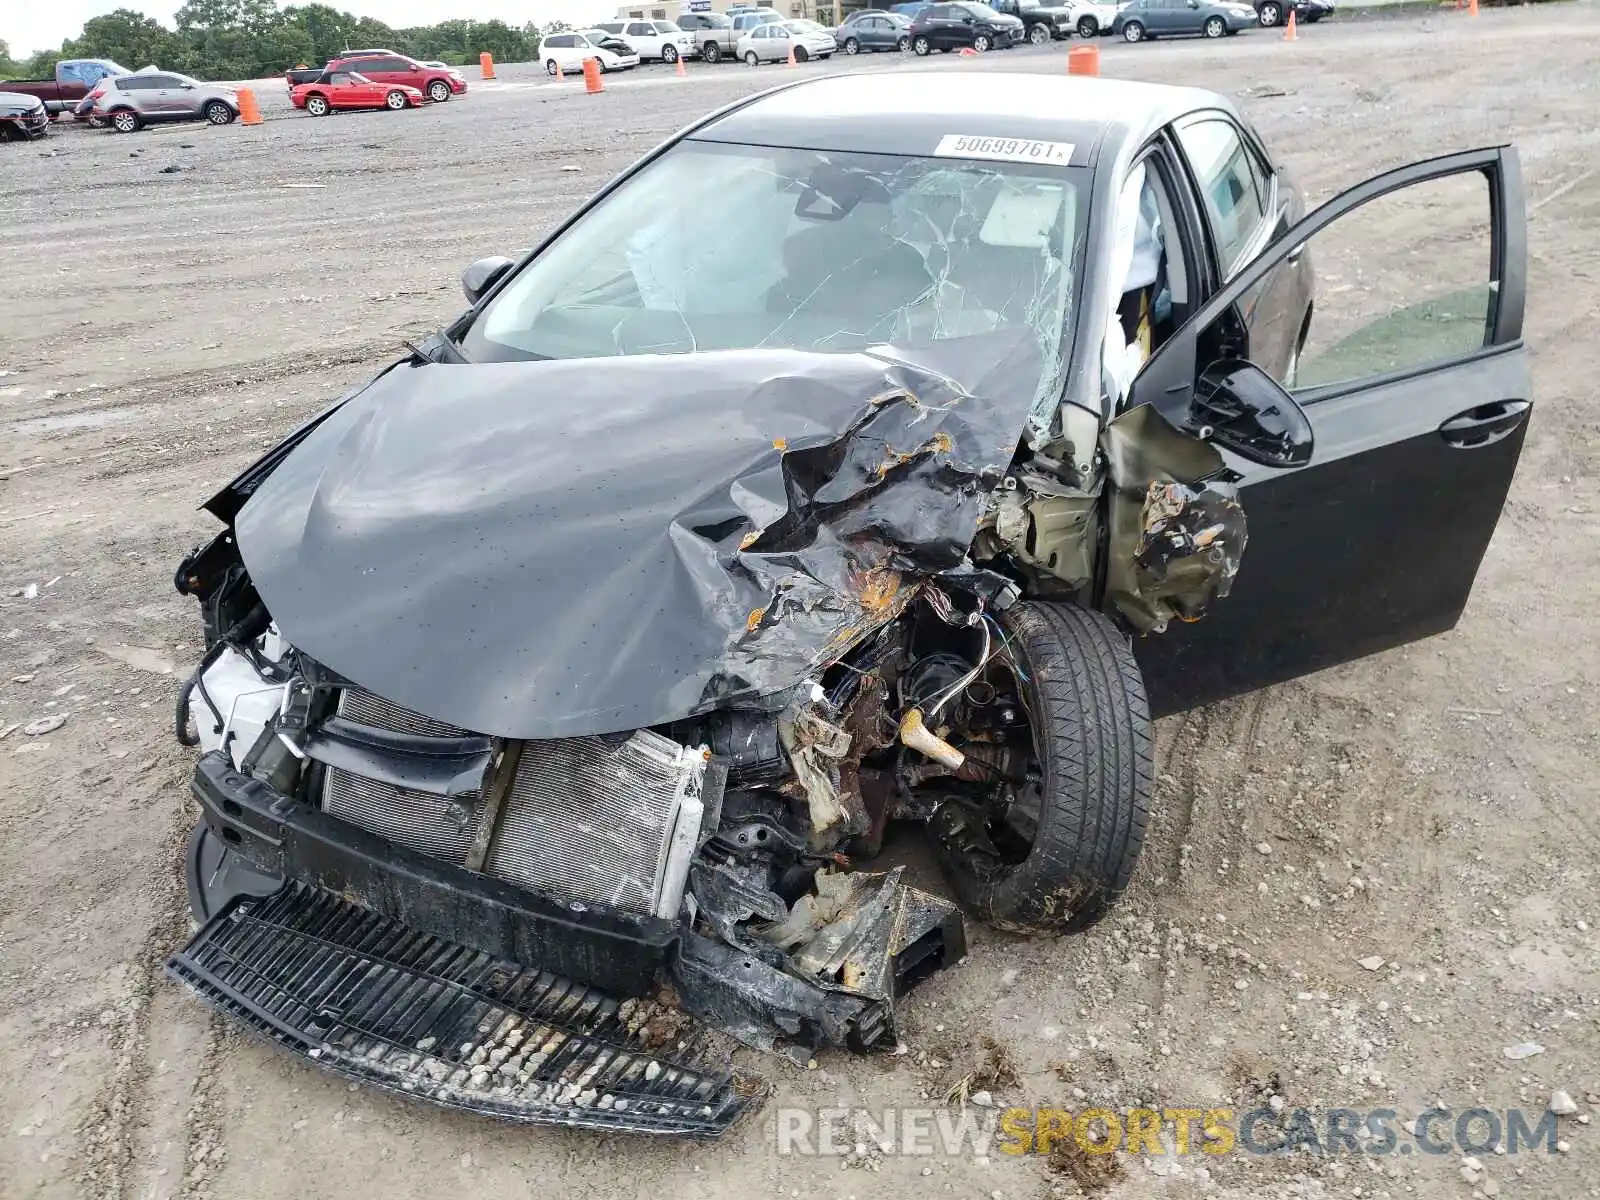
[172,752,965,1129]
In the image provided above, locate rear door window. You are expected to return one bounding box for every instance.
[1174,116,1271,275]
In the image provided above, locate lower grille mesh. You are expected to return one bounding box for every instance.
[165,884,756,1135]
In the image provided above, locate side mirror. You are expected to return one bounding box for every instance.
[1189,360,1314,468]
[461,256,515,305]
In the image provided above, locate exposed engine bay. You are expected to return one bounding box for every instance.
[164,341,1247,1133]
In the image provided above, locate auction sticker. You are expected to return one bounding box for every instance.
[933,134,1076,165]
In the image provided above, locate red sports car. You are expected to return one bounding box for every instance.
[290,70,423,116]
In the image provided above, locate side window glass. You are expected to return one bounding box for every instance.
[61,63,89,85]
[1288,171,1496,392]
[1175,117,1268,275]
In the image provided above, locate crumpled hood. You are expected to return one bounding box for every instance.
[234,336,1041,739]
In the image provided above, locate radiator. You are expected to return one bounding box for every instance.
[321,690,707,919]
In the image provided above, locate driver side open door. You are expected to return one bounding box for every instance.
[1122,146,1530,717]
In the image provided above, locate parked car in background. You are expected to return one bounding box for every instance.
[0,58,130,116]
[92,71,240,134]
[908,2,1026,53]
[323,54,465,102]
[593,19,695,62]
[677,11,739,61]
[737,18,838,63]
[1063,0,1129,36]
[418,60,467,81]
[290,70,424,115]
[1255,0,1332,23]
[989,0,1077,44]
[540,32,640,74]
[0,91,51,141]
[1113,0,1255,39]
[576,30,640,59]
[835,9,913,52]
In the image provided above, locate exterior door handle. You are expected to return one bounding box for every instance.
[1438,399,1530,447]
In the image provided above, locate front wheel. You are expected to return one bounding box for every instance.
[428,80,451,102]
[1028,23,1051,44]
[1077,15,1099,36]
[662,44,679,63]
[1204,15,1227,35]
[794,45,809,61]
[1121,19,1146,40]
[745,50,761,65]
[973,32,993,50]
[110,108,142,133]
[203,100,234,125]
[702,41,721,62]
[844,36,860,53]
[1258,1,1282,23]
[385,89,408,110]
[929,603,1152,934]
[913,35,932,54]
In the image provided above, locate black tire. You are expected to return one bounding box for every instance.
[931,602,1152,934]
[897,33,911,49]
[305,93,330,116]
[702,41,721,62]
[1121,19,1146,41]
[204,100,234,125]
[1077,15,1099,36]
[1258,1,1282,23]
[546,58,561,75]
[745,50,761,65]
[428,79,451,102]
[844,36,861,53]
[662,43,679,63]
[1028,22,1051,44]
[109,108,142,133]
[973,32,994,50]
[385,89,408,110]
[913,35,932,54]
[1204,15,1227,36]
[794,45,809,61]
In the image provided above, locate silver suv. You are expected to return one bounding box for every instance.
[93,71,239,133]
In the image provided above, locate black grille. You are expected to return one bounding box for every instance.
[165,884,759,1135]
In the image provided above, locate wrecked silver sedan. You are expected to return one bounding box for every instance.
[165,73,1530,1134]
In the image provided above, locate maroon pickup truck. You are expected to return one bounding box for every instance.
[0,59,130,116]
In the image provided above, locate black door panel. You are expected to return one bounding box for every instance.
[1136,347,1530,716]
[1123,146,1530,715]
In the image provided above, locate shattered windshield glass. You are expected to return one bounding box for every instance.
[462,142,1086,414]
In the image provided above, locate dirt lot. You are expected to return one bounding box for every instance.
[3,8,1598,1199]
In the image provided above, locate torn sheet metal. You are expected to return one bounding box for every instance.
[232,336,1039,740]
[674,867,965,1064]
[1100,402,1247,634]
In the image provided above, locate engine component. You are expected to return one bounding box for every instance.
[898,707,965,770]
[671,709,788,784]
[903,651,974,714]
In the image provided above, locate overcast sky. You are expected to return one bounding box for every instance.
[4,1,619,55]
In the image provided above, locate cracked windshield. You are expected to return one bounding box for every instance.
[463,141,1087,402]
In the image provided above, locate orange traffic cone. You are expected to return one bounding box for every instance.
[480,52,496,79]
[1283,9,1297,38]
[1067,44,1098,74]
[675,53,687,76]
[1467,0,1478,14]
[583,57,604,93]
[787,44,797,65]
[237,87,263,126]
[554,60,564,79]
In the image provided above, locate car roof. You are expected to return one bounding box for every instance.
[690,72,1229,167]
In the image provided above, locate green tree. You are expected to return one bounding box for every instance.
[64,9,181,69]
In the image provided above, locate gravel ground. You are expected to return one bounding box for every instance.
[2,7,1598,1200]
